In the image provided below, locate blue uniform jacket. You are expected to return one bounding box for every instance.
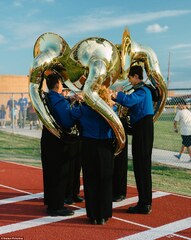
[71,103,115,139]
[47,90,80,129]
[116,86,154,125]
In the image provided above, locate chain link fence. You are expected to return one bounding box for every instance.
[0,89,191,168]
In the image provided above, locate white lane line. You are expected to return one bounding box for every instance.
[113,191,170,208]
[0,188,167,207]
[113,216,153,229]
[0,191,170,234]
[117,217,191,240]
[0,208,86,235]
[0,181,83,196]
[0,185,83,206]
[0,192,43,205]
[112,217,191,240]
[172,233,191,240]
[0,184,32,194]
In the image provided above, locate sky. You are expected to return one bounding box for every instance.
[0,0,191,89]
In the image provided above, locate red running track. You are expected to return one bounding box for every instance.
[0,160,191,240]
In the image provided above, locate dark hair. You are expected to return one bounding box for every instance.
[46,74,61,90]
[62,83,69,91]
[129,65,143,80]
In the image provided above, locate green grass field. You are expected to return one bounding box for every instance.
[127,113,182,152]
[154,115,182,151]
[0,112,190,197]
[0,130,40,165]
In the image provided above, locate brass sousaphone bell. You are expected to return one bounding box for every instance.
[119,29,167,122]
[29,28,167,154]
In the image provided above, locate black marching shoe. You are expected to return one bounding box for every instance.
[126,204,152,214]
[47,207,74,216]
[96,218,108,225]
[73,195,84,203]
[96,219,105,225]
[89,218,108,225]
[112,195,126,202]
[64,196,84,204]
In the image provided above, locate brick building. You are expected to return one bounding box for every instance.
[0,75,29,102]
[0,75,29,120]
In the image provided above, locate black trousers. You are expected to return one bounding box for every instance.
[112,137,128,197]
[113,117,129,198]
[132,115,154,206]
[81,138,114,220]
[73,140,82,196]
[65,139,82,198]
[41,127,71,210]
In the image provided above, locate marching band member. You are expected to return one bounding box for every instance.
[71,85,116,225]
[115,65,154,214]
[41,73,80,216]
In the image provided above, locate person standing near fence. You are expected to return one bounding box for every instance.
[6,96,18,128]
[0,104,6,128]
[27,101,39,130]
[174,101,191,162]
[115,65,154,214]
[18,93,28,128]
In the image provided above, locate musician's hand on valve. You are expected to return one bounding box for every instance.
[69,93,84,103]
[76,93,84,103]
